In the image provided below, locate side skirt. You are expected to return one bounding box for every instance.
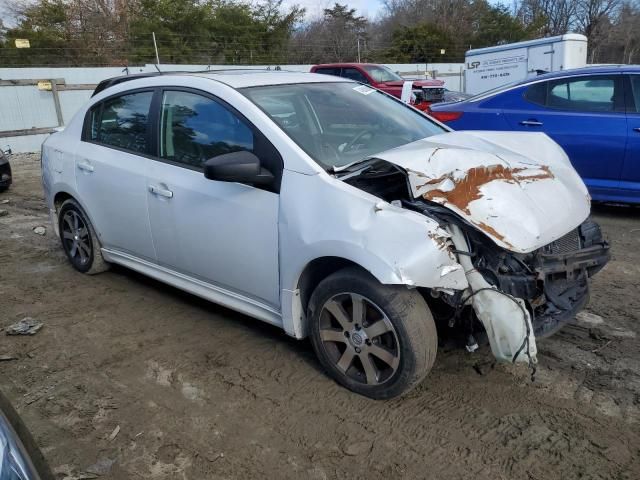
[101,248,283,329]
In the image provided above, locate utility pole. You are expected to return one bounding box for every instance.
[357,37,361,63]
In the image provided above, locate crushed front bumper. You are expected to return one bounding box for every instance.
[531,220,610,337]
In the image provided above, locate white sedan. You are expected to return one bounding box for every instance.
[41,71,609,398]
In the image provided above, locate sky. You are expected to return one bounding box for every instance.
[283,0,387,20]
[282,0,507,20]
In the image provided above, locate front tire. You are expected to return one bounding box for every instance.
[308,267,437,399]
[58,199,109,275]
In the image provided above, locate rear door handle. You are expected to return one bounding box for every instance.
[633,127,640,133]
[77,161,94,172]
[149,185,173,198]
[519,120,543,126]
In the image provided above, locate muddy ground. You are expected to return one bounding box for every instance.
[1,153,639,479]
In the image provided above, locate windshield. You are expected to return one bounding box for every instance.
[362,65,403,83]
[242,82,446,169]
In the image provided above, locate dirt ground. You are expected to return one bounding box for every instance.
[1,153,639,480]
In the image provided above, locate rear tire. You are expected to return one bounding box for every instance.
[58,199,109,275]
[308,267,437,399]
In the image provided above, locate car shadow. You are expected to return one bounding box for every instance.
[107,264,323,373]
[592,202,640,219]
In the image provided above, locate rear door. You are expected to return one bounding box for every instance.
[75,90,157,260]
[621,74,640,202]
[503,74,627,197]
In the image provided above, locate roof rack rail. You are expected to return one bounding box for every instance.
[92,72,163,97]
[91,67,291,96]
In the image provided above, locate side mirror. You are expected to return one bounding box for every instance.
[204,151,274,186]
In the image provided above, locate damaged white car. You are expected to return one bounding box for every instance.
[41,71,609,399]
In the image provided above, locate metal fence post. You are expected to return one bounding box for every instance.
[50,80,64,127]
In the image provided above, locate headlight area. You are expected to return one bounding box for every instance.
[0,390,53,480]
[0,412,37,480]
[419,210,610,352]
[461,218,609,338]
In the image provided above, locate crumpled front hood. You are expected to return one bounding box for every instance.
[371,131,591,253]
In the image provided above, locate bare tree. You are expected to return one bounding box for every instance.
[515,0,580,35]
[575,0,621,61]
[290,3,368,62]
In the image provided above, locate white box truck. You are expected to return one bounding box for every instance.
[464,34,588,95]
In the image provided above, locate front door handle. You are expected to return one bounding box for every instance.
[77,161,94,172]
[633,127,640,133]
[149,185,173,198]
[519,120,543,126]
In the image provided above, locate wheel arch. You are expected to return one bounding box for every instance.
[51,190,99,240]
[296,256,375,319]
[283,252,405,339]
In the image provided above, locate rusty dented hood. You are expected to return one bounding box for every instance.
[371,131,590,253]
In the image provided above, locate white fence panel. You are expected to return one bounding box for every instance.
[0,85,59,131]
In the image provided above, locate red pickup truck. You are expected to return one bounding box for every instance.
[310,63,445,111]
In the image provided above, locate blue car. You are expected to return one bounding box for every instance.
[429,66,640,204]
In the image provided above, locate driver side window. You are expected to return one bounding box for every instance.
[160,91,254,168]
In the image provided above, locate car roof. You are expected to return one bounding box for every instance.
[440,65,640,105]
[523,64,640,83]
[312,63,380,68]
[93,70,351,96]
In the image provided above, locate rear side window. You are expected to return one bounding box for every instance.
[547,76,622,112]
[523,76,624,112]
[160,90,254,168]
[342,68,368,83]
[523,82,547,106]
[96,91,153,153]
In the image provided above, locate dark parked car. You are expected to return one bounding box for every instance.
[0,149,11,192]
[429,65,640,204]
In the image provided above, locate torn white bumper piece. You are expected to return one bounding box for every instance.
[448,224,537,364]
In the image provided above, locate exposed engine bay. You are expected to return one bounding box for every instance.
[338,156,610,369]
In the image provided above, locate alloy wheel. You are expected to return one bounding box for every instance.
[318,293,400,385]
[61,210,92,267]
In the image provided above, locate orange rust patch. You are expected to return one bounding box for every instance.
[419,164,554,215]
[474,221,513,248]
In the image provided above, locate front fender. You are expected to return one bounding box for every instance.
[279,170,468,338]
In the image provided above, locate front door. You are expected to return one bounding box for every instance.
[146,89,281,308]
[75,90,157,261]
